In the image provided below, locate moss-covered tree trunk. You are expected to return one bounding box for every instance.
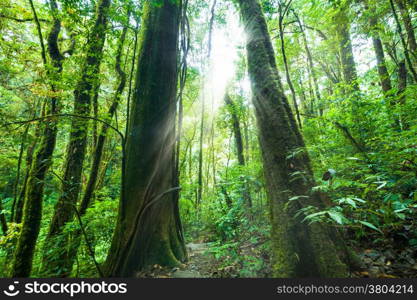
[60,15,129,276]
[0,200,7,235]
[396,0,417,61]
[364,1,392,94]
[10,0,63,277]
[335,7,359,91]
[389,0,417,82]
[104,0,186,277]
[40,0,111,277]
[13,138,37,224]
[371,30,392,94]
[236,0,349,277]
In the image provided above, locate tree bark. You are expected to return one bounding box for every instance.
[224,93,252,210]
[366,1,393,94]
[236,0,349,277]
[389,0,417,82]
[0,200,7,235]
[396,0,417,61]
[10,125,29,223]
[40,0,111,277]
[335,7,360,91]
[14,137,37,223]
[10,0,63,277]
[396,60,409,129]
[56,13,130,277]
[294,11,323,115]
[104,0,185,277]
[278,4,302,128]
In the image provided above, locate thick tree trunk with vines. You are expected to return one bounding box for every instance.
[104,0,185,277]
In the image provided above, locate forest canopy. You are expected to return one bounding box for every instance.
[0,0,417,278]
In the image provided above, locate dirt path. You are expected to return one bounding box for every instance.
[172,243,213,278]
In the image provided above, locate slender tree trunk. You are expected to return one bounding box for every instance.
[335,7,360,91]
[10,0,64,277]
[196,0,217,209]
[294,12,322,115]
[278,9,302,128]
[224,93,252,210]
[91,82,100,149]
[390,0,417,82]
[80,12,128,217]
[396,0,417,61]
[395,60,409,129]
[14,138,37,223]
[236,0,349,277]
[371,35,392,93]
[40,0,111,277]
[0,200,7,235]
[366,2,392,94]
[104,0,185,277]
[10,125,29,222]
[56,14,130,276]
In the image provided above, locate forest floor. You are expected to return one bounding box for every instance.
[136,241,216,278]
[171,243,212,278]
[136,239,417,278]
[352,243,417,278]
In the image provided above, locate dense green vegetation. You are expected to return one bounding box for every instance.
[0,0,416,278]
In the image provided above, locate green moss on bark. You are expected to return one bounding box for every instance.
[237,0,349,278]
[104,0,185,277]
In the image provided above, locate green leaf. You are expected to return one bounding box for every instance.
[327,211,346,224]
[352,197,366,203]
[302,211,326,222]
[358,221,382,233]
[337,197,357,208]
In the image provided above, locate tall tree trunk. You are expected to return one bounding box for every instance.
[173,0,189,255]
[335,7,360,91]
[371,33,392,93]
[294,12,322,115]
[40,0,111,277]
[0,200,7,235]
[196,0,217,209]
[395,60,409,129]
[14,137,37,223]
[56,13,130,276]
[236,0,349,277]
[278,4,302,128]
[10,0,63,277]
[365,1,393,94]
[389,0,417,82]
[10,125,29,222]
[104,0,185,277]
[80,11,128,218]
[224,93,252,210]
[396,0,417,61]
